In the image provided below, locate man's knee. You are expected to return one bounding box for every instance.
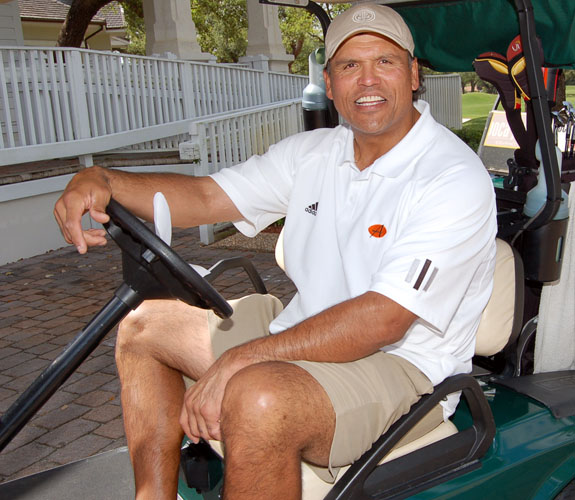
[220,362,334,450]
[115,300,213,380]
[116,300,198,358]
[116,301,159,357]
[222,362,288,418]
[220,362,296,449]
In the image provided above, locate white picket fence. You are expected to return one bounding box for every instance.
[0,45,462,169]
[179,99,303,243]
[0,98,305,264]
[0,46,307,165]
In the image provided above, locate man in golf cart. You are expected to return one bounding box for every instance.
[54,4,497,499]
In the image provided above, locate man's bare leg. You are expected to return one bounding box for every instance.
[115,300,215,500]
[221,361,336,500]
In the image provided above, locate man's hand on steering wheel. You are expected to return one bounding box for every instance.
[54,166,232,318]
[54,166,112,254]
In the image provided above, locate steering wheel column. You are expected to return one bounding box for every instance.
[0,199,231,451]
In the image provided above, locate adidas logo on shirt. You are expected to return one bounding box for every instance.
[305,202,319,216]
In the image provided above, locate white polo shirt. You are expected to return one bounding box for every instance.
[211,101,497,412]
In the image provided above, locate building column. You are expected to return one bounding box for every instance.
[241,0,293,73]
[142,0,214,61]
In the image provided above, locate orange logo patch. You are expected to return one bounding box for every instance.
[368,224,387,238]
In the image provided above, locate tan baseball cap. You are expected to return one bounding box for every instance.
[325,3,415,63]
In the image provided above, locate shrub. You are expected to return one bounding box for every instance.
[451,117,487,153]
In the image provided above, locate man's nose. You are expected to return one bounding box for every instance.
[357,64,381,86]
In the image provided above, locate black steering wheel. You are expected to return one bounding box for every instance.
[105,198,232,319]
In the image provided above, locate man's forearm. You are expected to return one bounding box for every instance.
[96,166,241,227]
[225,291,417,367]
[55,165,243,253]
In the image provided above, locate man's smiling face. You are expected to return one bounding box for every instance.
[324,33,420,147]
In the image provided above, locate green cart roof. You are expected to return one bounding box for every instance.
[326,0,575,71]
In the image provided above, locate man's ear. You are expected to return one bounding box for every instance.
[410,57,420,92]
[324,68,333,100]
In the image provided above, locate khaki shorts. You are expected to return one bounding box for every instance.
[205,294,435,482]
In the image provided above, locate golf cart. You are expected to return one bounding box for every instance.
[1,0,574,498]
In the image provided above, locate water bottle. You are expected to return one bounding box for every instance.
[521,140,569,282]
[302,48,331,131]
[523,141,568,220]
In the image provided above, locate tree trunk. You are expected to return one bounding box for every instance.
[288,38,303,74]
[57,0,113,47]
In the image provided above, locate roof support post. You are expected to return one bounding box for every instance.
[141,0,215,62]
[243,0,293,73]
[514,0,562,229]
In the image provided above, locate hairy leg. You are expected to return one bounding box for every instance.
[115,299,215,500]
[220,362,336,500]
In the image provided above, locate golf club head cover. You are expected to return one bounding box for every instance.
[473,51,529,154]
[507,35,544,102]
[473,52,519,111]
[507,35,545,173]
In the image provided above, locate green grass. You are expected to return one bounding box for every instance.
[566,85,575,103]
[462,92,497,119]
[453,92,496,152]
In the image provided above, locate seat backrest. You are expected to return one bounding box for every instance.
[475,238,524,356]
[275,227,286,271]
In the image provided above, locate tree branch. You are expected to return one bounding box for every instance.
[57,0,114,48]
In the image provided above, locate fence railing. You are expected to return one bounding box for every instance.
[179,99,303,243]
[0,46,307,165]
[0,45,461,170]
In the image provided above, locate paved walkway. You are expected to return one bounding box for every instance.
[0,227,295,484]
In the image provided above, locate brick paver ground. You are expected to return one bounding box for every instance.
[0,227,295,484]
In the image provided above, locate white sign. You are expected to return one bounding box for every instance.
[483,110,526,149]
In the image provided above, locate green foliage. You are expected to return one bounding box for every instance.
[191,0,247,63]
[454,93,494,152]
[459,72,478,93]
[278,7,319,75]
[322,3,351,20]
[121,0,249,62]
[278,3,349,74]
[451,117,487,153]
[120,0,145,55]
[460,72,496,94]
